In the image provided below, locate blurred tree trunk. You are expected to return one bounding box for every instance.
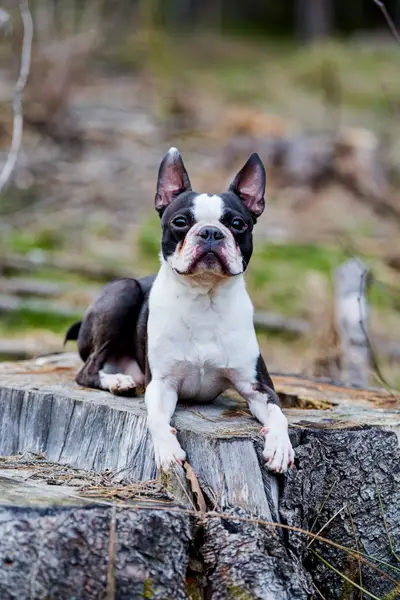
[296,0,333,43]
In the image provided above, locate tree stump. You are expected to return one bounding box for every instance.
[0,353,399,600]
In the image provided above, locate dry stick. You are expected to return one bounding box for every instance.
[310,549,381,600]
[308,478,338,538]
[373,1,400,45]
[307,504,347,549]
[0,0,33,197]
[313,583,328,600]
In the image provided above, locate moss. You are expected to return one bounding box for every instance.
[227,584,254,600]
[185,577,204,600]
[142,579,153,599]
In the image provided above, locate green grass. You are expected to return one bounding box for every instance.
[0,309,76,336]
[249,242,348,316]
[5,230,63,254]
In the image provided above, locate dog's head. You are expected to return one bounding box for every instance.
[155,147,266,283]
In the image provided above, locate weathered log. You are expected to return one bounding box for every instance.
[334,258,371,386]
[0,277,65,297]
[0,353,399,599]
[0,293,81,319]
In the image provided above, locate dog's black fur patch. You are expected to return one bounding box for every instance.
[254,354,279,404]
[219,191,256,271]
[74,276,155,389]
[160,191,198,260]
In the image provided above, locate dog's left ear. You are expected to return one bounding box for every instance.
[155,147,192,215]
[229,153,266,219]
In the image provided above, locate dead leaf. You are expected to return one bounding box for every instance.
[184,462,207,512]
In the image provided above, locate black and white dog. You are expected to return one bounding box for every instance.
[65,148,294,473]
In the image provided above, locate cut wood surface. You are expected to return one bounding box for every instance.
[0,353,399,599]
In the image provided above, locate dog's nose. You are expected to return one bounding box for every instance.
[197,226,225,242]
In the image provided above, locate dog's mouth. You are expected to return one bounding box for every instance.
[175,247,240,277]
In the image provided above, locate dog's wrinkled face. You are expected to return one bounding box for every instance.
[155,148,266,282]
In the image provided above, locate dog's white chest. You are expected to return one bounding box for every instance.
[147,265,259,400]
[169,313,231,400]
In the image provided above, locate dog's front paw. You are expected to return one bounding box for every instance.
[262,430,294,473]
[153,429,186,471]
[100,372,137,396]
[261,404,294,473]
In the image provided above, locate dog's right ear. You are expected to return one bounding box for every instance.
[155,147,192,215]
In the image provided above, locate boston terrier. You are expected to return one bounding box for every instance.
[65,148,294,473]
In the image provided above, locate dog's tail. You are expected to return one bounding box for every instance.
[64,321,82,347]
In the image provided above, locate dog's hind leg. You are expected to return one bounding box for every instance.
[76,347,137,396]
[74,278,151,396]
[75,344,108,391]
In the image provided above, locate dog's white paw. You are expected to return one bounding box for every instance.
[99,372,136,396]
[263,430,294,473]
[261,405,295,473]
[152,428,186,471]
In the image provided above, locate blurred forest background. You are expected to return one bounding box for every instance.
[1,0,400,387]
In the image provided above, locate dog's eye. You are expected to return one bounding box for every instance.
[231,217,247,232]
[171,216,188,228]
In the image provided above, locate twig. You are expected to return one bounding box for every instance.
[307,504,347,549]
[0,0,33,197]
[313,583,328,600]
[310,549,381,600]
[309,478,338,537]
[373,1,400,45]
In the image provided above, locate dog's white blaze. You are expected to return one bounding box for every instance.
[193,193,224,223]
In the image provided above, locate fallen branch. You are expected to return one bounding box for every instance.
[0,0,33,197]
[373,0,400,44]
[253,310,310,337]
